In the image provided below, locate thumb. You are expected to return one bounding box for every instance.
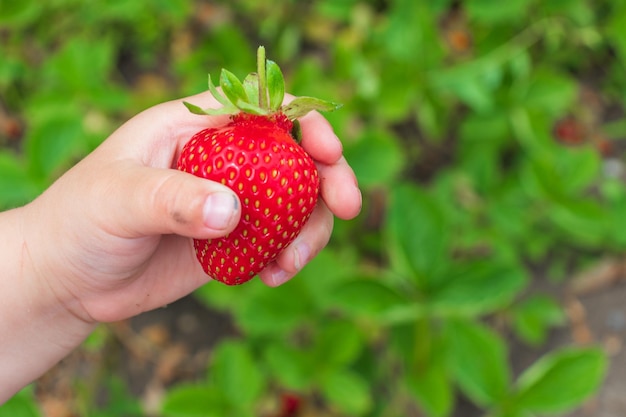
[106,164,241,239]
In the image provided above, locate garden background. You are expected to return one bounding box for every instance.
[2,0,626,416]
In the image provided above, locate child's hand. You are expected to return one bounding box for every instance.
[20,91,362,324]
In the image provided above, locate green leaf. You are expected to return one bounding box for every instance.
[514,347,607,414]
[320,369,372,416]
[0,0,40,27]
[328,278,408,318]
[0,55,26,89]
[407,362,453,417]
[182,101,211,115]
[183,88,238,116]
[210,340,265,408]
[383,0,443,65]
[282,96,342,119]
[512,294,565,346]
[343,128,405,188]
[243,73,260,106]
[313,320,365,367]
[208,74,232,107]
[605,3,626,68]
[522,145,602,202]
[386,184,449,288]
[0,386,41,417]
[459,112,510,148]
[466,0,533,23]
[445,319,510,406]
[0,150,41,208]
[237,282,314,335]
[161,383,229,417]
[548,199,610,246]
[431,261,528,315]
[522,69,577,117]
[564,147,602,194]
[605,184,626,247]
[24,111,87,180]
[266,59,285,111]
[235,99,268,115]
[192,277,252,314]
[263,343,312,391]
[219,68,250,108]
[431,69,495,113]
[297,249,357,308]
[45,37,116,97]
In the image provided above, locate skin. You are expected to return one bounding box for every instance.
[0,91,362,403]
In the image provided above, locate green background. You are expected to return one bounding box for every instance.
[1,0,623,415]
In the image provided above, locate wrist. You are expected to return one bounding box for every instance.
[0,206,95,403]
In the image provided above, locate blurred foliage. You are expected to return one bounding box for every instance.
[1,0,624,415]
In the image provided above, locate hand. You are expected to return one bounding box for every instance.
[19,91,362,324]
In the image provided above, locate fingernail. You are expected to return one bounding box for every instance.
[203,192,239,230]
[294,242,311,271]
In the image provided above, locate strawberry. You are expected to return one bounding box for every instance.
[177,46,340,285]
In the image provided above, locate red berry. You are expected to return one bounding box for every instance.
[279,392,302,417]
[178,113,319,284]
[553,116,586,145]
[177,47,340,285]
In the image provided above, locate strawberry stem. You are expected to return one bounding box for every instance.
[257,46,269,111]
[183,45,341,119]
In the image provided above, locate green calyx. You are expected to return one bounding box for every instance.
[184,46,341,120]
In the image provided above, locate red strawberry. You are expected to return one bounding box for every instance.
[279,392,302,417]
[177,46,340,285]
